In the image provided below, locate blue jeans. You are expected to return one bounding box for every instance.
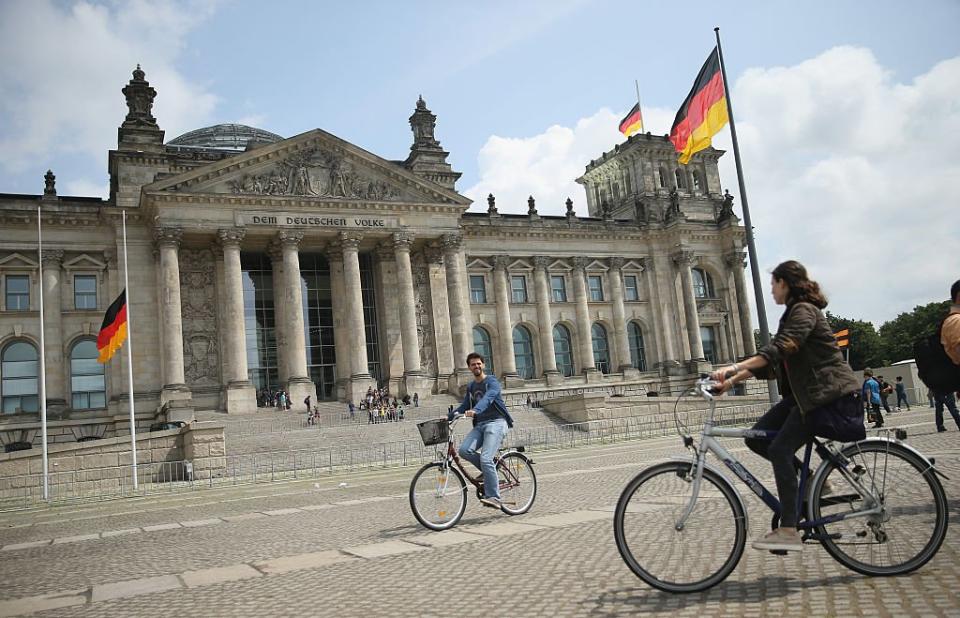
[458,418,509,499]
[935,393,960,430]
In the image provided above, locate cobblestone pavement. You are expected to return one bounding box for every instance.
[0,408,957,617]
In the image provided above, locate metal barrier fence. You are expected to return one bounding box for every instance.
[0,402,768,511]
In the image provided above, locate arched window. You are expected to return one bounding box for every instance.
[472,327,494,375]
[513,326,535,379]
[70,339,106,410]
[675,168,685,189]
[591,323,611,374]
[628,322,647,372]
[552,324,575,377]
[692,268,715,298]
[1,341,39,414]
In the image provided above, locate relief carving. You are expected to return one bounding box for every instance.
[227,146,404,200]
[179,249,220,387]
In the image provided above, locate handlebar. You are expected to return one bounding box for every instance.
[694,376,723,401]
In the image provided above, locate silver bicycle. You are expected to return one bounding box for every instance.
[613,378,949,593]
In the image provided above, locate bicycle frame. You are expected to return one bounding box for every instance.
[431,416,526,499]
[676,385,883,533]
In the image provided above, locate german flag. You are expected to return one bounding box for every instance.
[669,48,728,164]
[97,290,128,363]
[618,102,643,137]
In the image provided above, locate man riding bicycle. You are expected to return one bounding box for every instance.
[448,352,515,509]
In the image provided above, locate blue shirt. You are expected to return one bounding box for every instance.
[862,378,881,405]
[451,375,514,428]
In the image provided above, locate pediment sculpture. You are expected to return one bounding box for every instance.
[227,146,404,201]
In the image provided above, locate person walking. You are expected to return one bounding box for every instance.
[878,376,894,415]
[709,260,862,552]
[894,377,911,411]
[304,395,311,414]
[934,392,960,433]
[862,369,883,428]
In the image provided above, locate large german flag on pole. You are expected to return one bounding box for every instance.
[669,48,728,164]
[97,290,128,363]
[618,103,643,137]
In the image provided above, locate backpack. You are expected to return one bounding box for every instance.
[914,317,960,396]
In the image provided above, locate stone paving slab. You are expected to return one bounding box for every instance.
[0,590,86,618]
[179,518,223,528]
[52,534,99,545]
[91,575,181,602]
[252,550,357,575]
[341,540,429,558]
[100,528,141,538]
[404,530,488,548]
[141,523,181,532]
[460,521,549,536]
[220,513,268,522]
[521,509,610,528]
[261,508,302,516]
[0,540,51,551]
[180,564,262,588]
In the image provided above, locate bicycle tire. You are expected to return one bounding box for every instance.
[497,452,537,515]
[614,461,747,593]
[409,462,467,531]
[810,441,948,576]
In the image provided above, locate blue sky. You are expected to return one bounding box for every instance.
[1,0,958,332]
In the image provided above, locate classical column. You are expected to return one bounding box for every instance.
[673,250,706,361]
[40,250,66,412]
[392,232,422,377]
[341,231,375,399]
[425,244,455,383]
[608,257,633,374]
[571,257,599,377]
[492,255,518,379]
[533,256,560,381]
[267,242,289,385]
[277,230,315,404]
[441,233,472,377]
[326,241,352,400]
[725,249,756,356]
[217,228,256,413]
[154,226,190,401]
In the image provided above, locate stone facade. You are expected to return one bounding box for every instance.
[0,66,755,439]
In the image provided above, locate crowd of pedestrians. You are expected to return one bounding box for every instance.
[257,388,292,410]
[352,386,414,424]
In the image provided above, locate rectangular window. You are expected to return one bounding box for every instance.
[550,275,567,302]
[74,275,97,310]
[5,275,29,311]
[624,275,639,301]
[700,326,718,364]
[588,275,604,302]
[469,275,487,304]
[511,275,528,304]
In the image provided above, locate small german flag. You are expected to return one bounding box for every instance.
[669,48,728,164]
[97,290,128,363]
[618,102,643,137]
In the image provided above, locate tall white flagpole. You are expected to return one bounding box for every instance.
[36,205,49,500]
[122,211,138,490]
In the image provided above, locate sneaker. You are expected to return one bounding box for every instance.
[937,427,947,433]
[479,496,503,509]
[752,527,803,552]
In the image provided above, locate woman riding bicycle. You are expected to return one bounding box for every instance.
[709,260,861,552]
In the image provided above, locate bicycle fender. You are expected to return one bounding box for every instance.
[852,437,949,480]
[666,456,750,530]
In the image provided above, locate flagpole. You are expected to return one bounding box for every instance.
[37,205,49,500]
[713,27,779,403]
[634,80,644,132]
[122,211,138,490]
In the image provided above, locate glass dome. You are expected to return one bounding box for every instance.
[166,123,283,151]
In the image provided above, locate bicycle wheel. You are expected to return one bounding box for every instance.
[810,441,947,575]
[614,461,747,593]
[497,452,537,515]
[409,462,467,531]
[810,441,948,576]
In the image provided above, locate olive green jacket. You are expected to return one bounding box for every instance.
[750,301,861,415]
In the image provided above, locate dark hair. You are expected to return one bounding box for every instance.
[466,352,484,365]
[951,279,960,303]
[771,260,827,309]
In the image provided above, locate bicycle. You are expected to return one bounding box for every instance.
[409,414,537,531]
[613,378,949,593]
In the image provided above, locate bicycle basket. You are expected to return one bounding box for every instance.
[417,419,449,446]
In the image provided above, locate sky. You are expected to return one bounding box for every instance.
[0,0,958,332]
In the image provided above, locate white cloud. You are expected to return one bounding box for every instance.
[0,0,219,175]
[465,46,960,330]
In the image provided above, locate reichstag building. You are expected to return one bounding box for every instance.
[0,66,755,426]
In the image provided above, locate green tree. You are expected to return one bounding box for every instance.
[825,312,886,370]
[878,301,951,363]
